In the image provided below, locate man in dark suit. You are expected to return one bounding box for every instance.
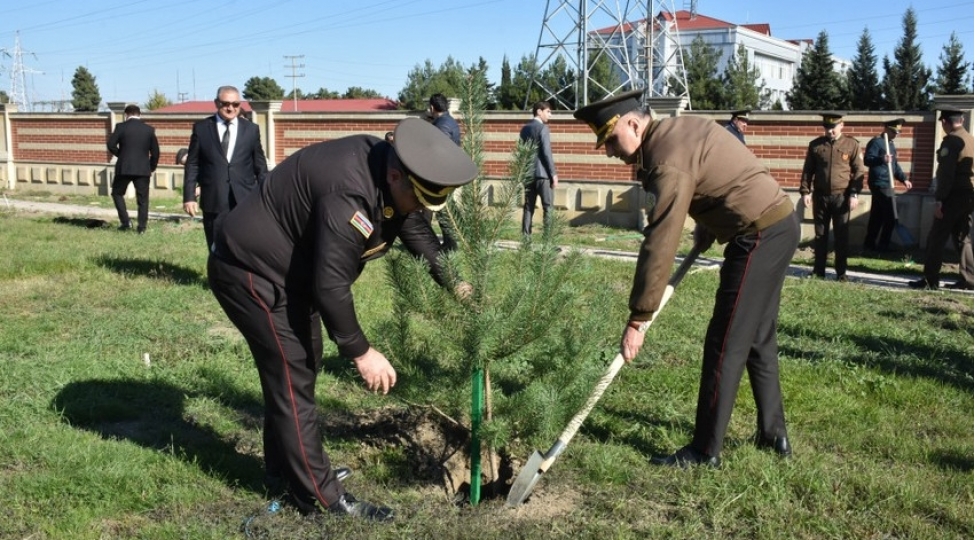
[183,85,268,248]
[107,104,160,233]
[520,100,559,235]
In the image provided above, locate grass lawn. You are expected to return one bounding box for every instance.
[0,202,971,540]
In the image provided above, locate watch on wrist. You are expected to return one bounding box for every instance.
[628,320,651,333]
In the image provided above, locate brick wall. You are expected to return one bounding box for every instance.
[1,99,969,244]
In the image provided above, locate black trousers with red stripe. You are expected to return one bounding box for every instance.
[690,212,800,458]
[207,254,343,512]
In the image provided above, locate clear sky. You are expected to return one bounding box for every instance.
[2,0,972,109]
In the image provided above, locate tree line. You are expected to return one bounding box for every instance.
[63,7,970,113]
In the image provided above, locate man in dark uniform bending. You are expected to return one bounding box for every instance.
[573,89,798,468]
[207,117,477,521]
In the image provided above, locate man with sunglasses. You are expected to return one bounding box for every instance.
[183,85,268,248]
[207,117,477,521]
[573,89,798,469]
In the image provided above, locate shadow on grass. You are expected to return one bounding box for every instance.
[52,216,112,229]
[779,316,973,391]
[52,378,265,493]
[94,255,207,288]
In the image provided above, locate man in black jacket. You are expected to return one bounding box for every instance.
[183,85,268,248]
[107,104,159,233]
[208,118,477,521]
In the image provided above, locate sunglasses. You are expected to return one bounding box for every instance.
[218,101,241,108]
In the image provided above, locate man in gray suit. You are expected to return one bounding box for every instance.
[520,100,559,236]
[183,85,268,248]
[107,104,160,233]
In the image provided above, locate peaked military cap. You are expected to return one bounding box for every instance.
[883,118,906,132]
[393,117,478,211]
[731,109,750,121]
[938,106,965,121]
[573,88,645,148]
[821,112,845,127]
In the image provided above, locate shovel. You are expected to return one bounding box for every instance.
[884,132,916,247]
[506,246,702,507]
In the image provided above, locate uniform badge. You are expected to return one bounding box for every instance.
[939,147,949,157]
[349,211,374,238]
[645,192,657,213]
[383,206,394,218]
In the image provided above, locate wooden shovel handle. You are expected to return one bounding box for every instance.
[549,247,702,455]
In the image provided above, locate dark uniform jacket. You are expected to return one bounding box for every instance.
[799,134,865,197]
[864,135,906,193]
[630,115,794,320]
[184,115,268,213]
[212,135,444,358]
[934,126,975,201]
[725,121,745,144]
[433,113,461,145]
[519,117,558,180]
[107,118,160,177]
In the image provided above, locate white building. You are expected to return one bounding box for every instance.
[593,10,850,110]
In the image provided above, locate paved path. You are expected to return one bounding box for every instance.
[4,197,966,294]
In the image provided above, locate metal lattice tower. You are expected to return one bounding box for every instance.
[527,0,689,109]
[1,32,42,112]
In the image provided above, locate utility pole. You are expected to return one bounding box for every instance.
[283,55,305,111]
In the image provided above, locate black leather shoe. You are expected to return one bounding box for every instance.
[908,278,937,290]
[328,492,394,522]
[754,434,792,457]
[334,467,352,482]
[836,274,848,283]
[650,445,720,468]
[946,281,974,291]
[118,223,131,231]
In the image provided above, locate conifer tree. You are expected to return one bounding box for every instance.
[787,31,846,110]
[670,35,724,109]
[144,89,172,110]
[379,66,601,504]
[721,43,771,110]
[882,8,932,110]
[846,28,883,110]
[70,66,101,112]
[242,76,285,101]
[931,32,973,95]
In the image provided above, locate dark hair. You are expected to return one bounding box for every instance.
[531,100,552,116]
[124,104,141,116]
[429,93,449,113]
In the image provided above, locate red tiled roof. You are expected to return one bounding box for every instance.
[594,10,774,37]
[153,98,400,113]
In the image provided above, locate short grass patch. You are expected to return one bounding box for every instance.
[0,207,971,540]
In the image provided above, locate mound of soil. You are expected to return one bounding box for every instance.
[320,406,515,502]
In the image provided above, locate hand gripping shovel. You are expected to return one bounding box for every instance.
[506,247,702,507]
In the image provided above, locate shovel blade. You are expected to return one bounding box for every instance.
[506,450,546,507]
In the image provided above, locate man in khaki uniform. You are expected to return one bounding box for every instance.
[573,90,799,468]
[800,112,865,282]
[910,107,974,290]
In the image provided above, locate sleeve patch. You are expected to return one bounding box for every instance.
[349,211,374,238]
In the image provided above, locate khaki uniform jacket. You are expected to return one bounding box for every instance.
[630,115,793,320]
[799,134,865,197]
[934,126,975,201]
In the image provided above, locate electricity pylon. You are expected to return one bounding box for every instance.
[526,0,689,109]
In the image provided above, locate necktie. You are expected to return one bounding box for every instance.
[221,120,231,158]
